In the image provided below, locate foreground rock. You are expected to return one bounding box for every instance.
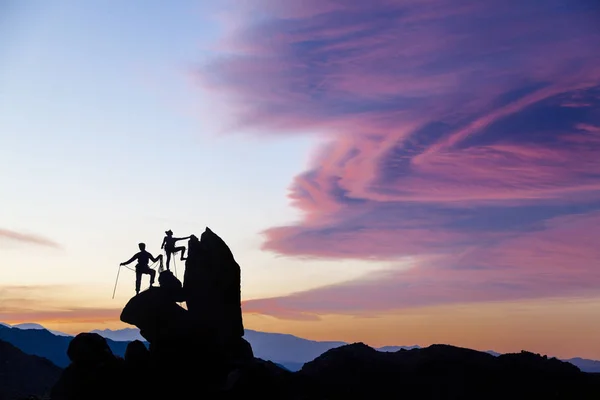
[49,227,288,399]
[0,338,62,400]
[118,228,265,397]
[298,343,600,399]
[50,333,127,400]
[49,335,600,399]
[49,227,600,399]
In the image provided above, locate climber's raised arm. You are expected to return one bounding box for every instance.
[120,252,139,266]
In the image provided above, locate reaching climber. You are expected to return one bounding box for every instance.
[161,230,191,270]
[120,243,162,295]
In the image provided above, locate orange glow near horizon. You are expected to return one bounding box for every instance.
[2,291,599,360]
[243,296,600,360]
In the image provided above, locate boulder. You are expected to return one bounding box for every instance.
[158,269,185,302]
[222,358,293,399]
[51,333,126,400]
[123,341,153,399]
[120,280,192,343]
[66,332,114,366]
[124,340,150,365]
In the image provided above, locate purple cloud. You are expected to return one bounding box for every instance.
[198,0,600,316]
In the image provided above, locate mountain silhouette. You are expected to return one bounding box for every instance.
[297,343,600,399]
[10,323,71,337]
[243,329,346,367]
[0,338,62,399]
[0,324,134,368]
[86,326,600,373]
[4,321,600,374]
[89,327,143,342]
[567,357,600,373]
[41,227,600,399]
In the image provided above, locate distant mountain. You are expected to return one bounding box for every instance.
[486,350,502,357]
[6,323,145,342]
[274,361,304,372]
[0,338,62,399]
[377,345,421,352]
[244,329,423,371]
[10,322,71,337]
[90,327,144,342]
[0,324,133,368]
[243,329,346,368]
[5,322,600,374]
[567,357,600,373]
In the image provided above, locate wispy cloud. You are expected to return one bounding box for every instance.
[243,211,600,318]
[200,0,600,317]
[0,228,61,248]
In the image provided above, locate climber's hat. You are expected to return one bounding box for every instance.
[165,229,173,235]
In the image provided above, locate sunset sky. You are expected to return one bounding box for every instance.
[2,1,600,359]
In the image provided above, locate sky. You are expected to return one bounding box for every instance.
[1,0,600,359]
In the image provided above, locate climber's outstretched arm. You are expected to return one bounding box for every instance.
[120,253,138,266]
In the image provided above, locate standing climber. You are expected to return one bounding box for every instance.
[161,230,191,270]
[120,243,162,295]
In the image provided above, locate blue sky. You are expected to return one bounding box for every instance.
[0,1,386,303]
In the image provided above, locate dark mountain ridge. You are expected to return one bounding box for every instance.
[4,321,599,374]
[297,342,600,399]
[0,338,62,400]
[0,324,133,368]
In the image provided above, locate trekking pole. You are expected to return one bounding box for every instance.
[112,264,121,299]
[173,257,177,279]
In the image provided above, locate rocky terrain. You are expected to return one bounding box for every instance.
[0,338,61,400]
[47,227,600,399]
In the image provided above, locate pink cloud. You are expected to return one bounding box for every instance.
[245,212,600,319]
[0,228,60,248]
[199,0,600,315]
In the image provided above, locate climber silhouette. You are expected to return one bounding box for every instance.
[161,229,190,270]
[120,243,162,295]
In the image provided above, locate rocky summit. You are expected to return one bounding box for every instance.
[48,227,600,400]
[50,227,284,400]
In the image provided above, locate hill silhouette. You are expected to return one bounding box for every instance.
[0,324,133,368]
[71,327,600,373]
[6,322,600,373]
[89,328,143,342]
[6,324,600,399]
[46,227,600,399]
[0,338,62,400]
[298,343,600,399]
[9,323,71,337]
